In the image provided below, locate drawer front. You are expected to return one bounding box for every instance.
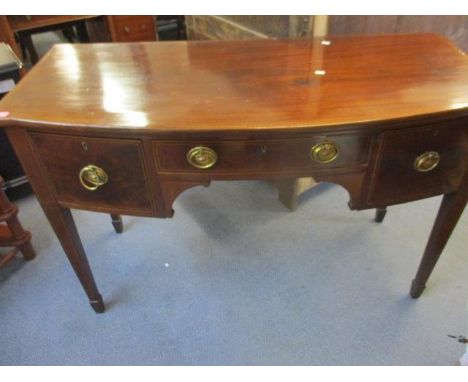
[30,133,152,212]
[368,123,468,205]
[153,134,371,175]
[111,16,156,42]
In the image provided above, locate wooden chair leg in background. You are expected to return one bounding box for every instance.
[75,21,90,42]
[110,214,123,234]
[4,215,35,260]
[375,207,387,223]
[0,176,36,268]
[61,26,76,42]
[17,32,39,64]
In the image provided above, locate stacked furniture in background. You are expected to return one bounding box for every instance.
[0,42,31,200]
[0,16,160,66]
[0,176,35,268]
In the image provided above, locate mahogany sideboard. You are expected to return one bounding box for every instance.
[0,34,467,313]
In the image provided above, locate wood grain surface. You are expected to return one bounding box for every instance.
[1,34,467,132]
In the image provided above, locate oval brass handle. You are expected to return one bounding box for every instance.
[414,151,440,172]
[124,26,131,34]
[186,146,218,169]
[79,165,109,191]
[310,142,340,163]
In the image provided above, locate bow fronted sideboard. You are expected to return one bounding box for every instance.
[0,34,466,313]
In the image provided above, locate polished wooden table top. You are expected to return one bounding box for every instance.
[2,34,468,131]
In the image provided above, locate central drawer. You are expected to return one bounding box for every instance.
[153,134,371,175]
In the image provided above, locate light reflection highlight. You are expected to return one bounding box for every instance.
[101,68,148,127]
[58,44,81,83]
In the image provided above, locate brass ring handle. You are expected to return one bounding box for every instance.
[187,146,218,169]
[414,151,440,172]
[79,165,109,191]
[310,142,340,163]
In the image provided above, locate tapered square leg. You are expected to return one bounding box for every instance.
[5,129,104,312]
[374,207,387,223]
[42,204,106,312]
[410,280,425,298]
[90,294,105,313]
[410,182,467,298]
[110,214,123,233]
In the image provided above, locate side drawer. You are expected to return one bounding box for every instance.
[30,133,153,213]
[368,123,468,206]
[153,134,371,175]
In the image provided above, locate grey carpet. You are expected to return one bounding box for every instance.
[0,181,467,365]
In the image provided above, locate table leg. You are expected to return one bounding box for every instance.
[110,214,123,233]
[62,27,76,42]
[5,129,104,312]
[374,207,387,223]
[42,204,105,312]
[75,21,90,42]
[20,33,39,64]
[410,187,467,298]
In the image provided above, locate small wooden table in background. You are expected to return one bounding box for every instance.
[0,16,158,66]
